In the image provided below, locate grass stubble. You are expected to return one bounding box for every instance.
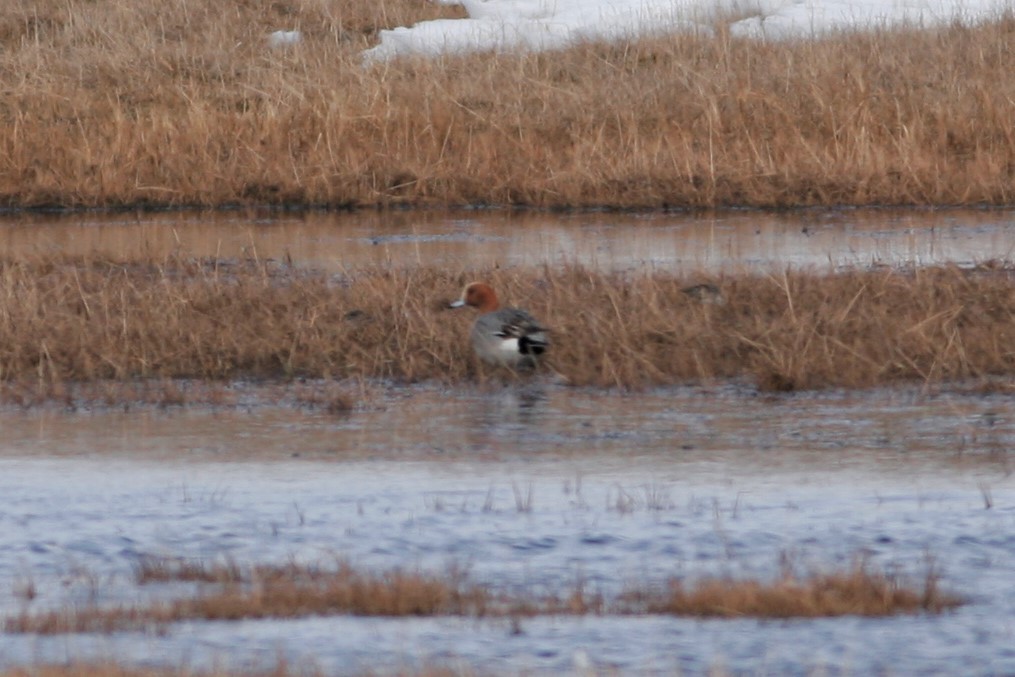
[0,255,1011,400]
[4,557,962,636]
[2,0,1015,209]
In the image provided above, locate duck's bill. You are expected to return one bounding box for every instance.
[449,299,466,308]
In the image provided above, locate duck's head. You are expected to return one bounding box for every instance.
[449,282,500,313]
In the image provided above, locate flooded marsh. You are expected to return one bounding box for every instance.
[0,215,1012,390]
[3,208,1015,273]
[2,384,1015,674]
[1,209,1014,675]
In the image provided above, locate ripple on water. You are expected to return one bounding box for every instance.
[1,384,1014,674]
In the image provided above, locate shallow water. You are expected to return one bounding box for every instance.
[2,207,1015,272]
[1,207,1014,675]
[1,385,1014,675]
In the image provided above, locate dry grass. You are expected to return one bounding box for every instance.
[4,558,961,634]
[7,561,492,634]
[0,255,1012,393]
[1,0,1015,208]
[640,565,960,618]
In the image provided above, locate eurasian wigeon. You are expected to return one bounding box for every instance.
[449,282,549,369]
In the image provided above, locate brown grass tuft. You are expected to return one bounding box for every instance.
[6,562,490,634]
[1,0,1015,208]
[0,255,1012,392]
[642,563,963,618]
[5,558,962,634]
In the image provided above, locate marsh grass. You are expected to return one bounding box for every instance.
[639,565,960,618]
[0,255,1012,394]
[5,558,962,634]
[2,0,1015,208]
[7,562,491,634]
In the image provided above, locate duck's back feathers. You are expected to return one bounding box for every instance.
[473,307,549,367]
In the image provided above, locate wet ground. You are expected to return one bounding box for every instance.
[2,207,1015,273]
[1,384,1014,675]
[1,209,1014,675]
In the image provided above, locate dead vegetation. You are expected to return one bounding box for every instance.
[1,0,1015,209]
[7,561,492,634]
[4,558,962,635]
[0,255,1011,395]
[639,566,959,618]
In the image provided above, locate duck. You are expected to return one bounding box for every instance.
[449,282,549,369]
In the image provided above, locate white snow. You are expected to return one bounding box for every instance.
[268,30,302,48]
[363,0,1012,61]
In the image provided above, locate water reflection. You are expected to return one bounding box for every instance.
[2,208,1014,272]
[465,384,547,443]
[0,384,1014,675]
[2,206,1013,674]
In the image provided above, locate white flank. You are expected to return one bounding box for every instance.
[498,337,521,354]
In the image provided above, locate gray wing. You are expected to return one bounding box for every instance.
[496,308,549,355]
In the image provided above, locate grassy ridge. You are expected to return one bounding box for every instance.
[0,256,1012,391]
[1,1,1015,209]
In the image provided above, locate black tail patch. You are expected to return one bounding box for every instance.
[519,336,548,356]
